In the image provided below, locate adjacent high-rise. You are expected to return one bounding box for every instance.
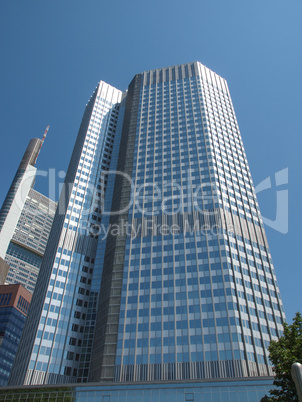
[9,62,286,388]
[9,82,123,385]
[4,188,56,293]
[0,134,56,293]
[0,138,42,260]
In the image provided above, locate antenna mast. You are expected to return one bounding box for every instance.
[33,125,50,165]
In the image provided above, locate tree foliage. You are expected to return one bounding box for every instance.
[261,312,302,401]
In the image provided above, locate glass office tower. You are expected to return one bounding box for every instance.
[10,63,285,387]
[9,81,122,385]
[90,63,285,383]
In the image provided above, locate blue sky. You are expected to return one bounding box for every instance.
[0,0,301,321]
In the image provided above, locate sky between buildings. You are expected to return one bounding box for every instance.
[0,0,301,322]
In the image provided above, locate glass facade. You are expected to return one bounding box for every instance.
[0,306,27,386]
[90,63,285,382]
[9,63,285,388]
[9,82,123,386]
[27,83,121,384]
[0,378,275,401]
[0,285,31,386]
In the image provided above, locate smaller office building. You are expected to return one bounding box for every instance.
[0,284,31,386]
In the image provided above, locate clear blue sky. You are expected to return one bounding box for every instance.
[0,1,301,321]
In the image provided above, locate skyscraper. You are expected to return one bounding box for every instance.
[9,62,285,388]
[9,81,123,385]
[4,188,56,293]
[0,134,56,293]
[0,138,42,260]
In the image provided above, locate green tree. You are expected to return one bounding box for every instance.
[261,312,302,401]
